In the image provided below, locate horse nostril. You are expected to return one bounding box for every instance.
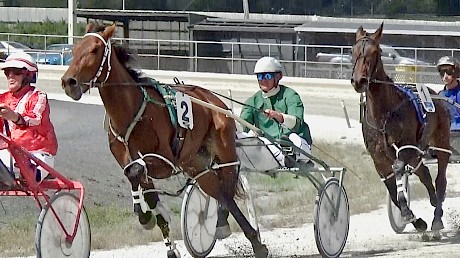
[359,78,367,85]
[66,77,77,87]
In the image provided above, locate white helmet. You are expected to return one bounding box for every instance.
[254,56,283,74]
[1,52,38,72]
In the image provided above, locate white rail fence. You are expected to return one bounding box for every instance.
[0,32,457,84]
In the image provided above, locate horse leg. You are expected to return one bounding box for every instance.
[392,159,414,222]
[384,173,427,231]
[124,162,156,227]
[414,164,437,207]
[221,194,268,258]
[432,152,449,231]
[216,203,232,239]
[124,162,171,231]
[124,162,179,256]
[384,176,398,206]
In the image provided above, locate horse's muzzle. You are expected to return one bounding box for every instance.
[350,78,367,93]
[61,77,78,89]
[61,76,83,100]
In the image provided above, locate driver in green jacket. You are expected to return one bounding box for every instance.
[215,57,313,240]
[239,56,313,167]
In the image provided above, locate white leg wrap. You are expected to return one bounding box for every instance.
[131,185,149,213]
[396,180,408,202]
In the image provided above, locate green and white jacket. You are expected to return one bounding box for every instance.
[240,85,312,145]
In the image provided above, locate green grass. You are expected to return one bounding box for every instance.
[0,140,448,256]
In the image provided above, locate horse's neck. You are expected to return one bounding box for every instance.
[98,64,147,133]
[367,80,401,123]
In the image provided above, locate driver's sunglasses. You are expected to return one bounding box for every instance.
[3,68,25,77]
[256,72,275,81]
[439,68,456,77]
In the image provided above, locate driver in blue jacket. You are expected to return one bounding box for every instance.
[437,56,460,130]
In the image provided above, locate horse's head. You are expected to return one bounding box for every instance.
[350,22,384,93]
[61,22,116,100]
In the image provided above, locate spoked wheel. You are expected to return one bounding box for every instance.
[387,173,410,233]
[314,177,349,258]
[181,184,218,258]
[240,174,260,241]
[35,192,91,258]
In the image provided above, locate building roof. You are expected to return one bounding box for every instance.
[74,9,460,37]
[188,17,303,33]
[75,9,191,22]
[294,17,460,36]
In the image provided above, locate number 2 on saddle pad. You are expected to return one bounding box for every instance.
[176,92,194,130]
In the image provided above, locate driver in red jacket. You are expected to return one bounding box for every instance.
[0,52,58,182]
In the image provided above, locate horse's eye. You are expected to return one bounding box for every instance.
[89,47,97,54]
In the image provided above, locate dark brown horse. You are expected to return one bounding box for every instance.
[350,23,451,231]
[61,22,268,257]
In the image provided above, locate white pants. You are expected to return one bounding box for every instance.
[237,131,311,167]
[0,149,54,182]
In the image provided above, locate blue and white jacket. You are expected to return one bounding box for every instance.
[439,81,460,130]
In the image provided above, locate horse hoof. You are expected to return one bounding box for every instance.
[431,218,444,231]
[402,213,415,224]
[167,249,181,258]
[138,211,157,230]
[215,224,232,240]
[254,244,268,258]
[432,231,442,241]
[413,218,427,232]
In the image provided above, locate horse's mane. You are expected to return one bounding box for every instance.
[88,22,142,83]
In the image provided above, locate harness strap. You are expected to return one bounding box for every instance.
[84,33,112,83]
[109,98,147,144]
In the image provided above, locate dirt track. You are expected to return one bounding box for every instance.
[85,164,460,258]
[7,69,457,258]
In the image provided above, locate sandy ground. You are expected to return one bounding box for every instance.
[84,119,460,258]
[87,196,460,258]
[9,70,456,257]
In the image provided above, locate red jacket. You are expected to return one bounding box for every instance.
[0,85,58,155]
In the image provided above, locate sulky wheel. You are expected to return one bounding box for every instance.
[35,192,91,258]
[387,173,411,233]
[314,177,349,258]
[240,174,260,241]
[181,184,218,258]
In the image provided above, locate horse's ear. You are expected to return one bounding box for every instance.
[371,22,384,43]
[102,23,117,39]
[356,26,365,41]
[86,22,95,33]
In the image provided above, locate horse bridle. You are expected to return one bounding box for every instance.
[351,36,381,88]
[353,36,404,138]
[83,32,113,85]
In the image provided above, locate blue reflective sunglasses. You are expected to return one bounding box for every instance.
[256,72,275,81]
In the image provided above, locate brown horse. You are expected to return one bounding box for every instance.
[61,22,268,258]
[350,23,451,231]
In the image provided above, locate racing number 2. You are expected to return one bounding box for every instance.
[176,92,194,130]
